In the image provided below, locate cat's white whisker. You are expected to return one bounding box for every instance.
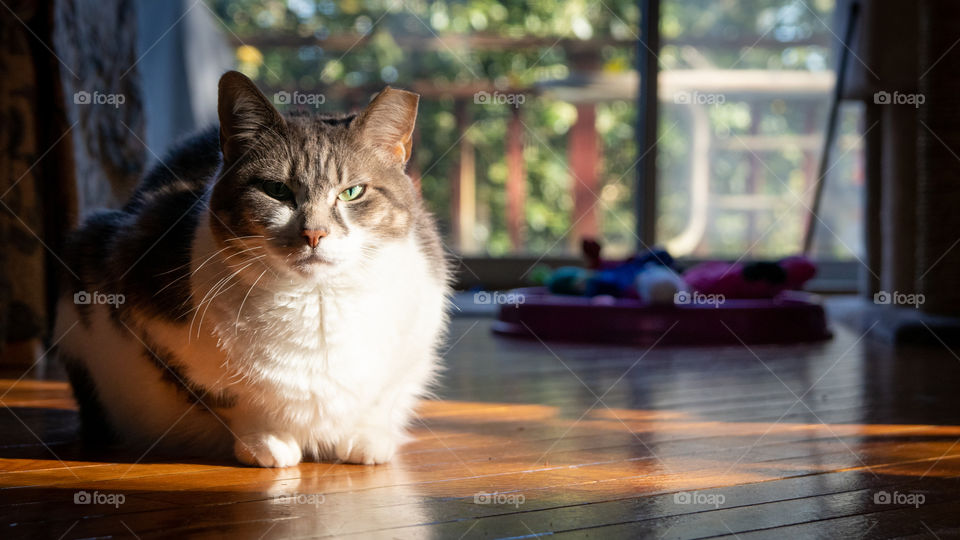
[196,263,256,339]
[156,246,260,298]
[173,262,238,317]
[234,267,270,336]
[190,260,259,340]
[191,244,249,277]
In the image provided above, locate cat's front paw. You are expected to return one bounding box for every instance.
[235,433,302,468]
[334,431,399,465]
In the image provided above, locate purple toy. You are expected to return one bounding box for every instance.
[683,256,817,299]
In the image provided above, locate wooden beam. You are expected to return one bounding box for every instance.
[506,106,525,250]
[450,100,476,252]
[229,32,829,52]
[260,70,834,104]
[569,103,600,247]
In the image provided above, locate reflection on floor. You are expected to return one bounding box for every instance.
[1,317,959,538]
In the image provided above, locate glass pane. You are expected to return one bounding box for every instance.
[207,0,639,258]
[656,0,864,261]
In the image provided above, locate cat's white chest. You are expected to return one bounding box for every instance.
[270,282,399,368]
[214,235,445,401]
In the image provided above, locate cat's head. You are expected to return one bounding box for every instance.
[209,71,421,279]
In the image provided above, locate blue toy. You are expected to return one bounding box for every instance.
[547,242,682,304]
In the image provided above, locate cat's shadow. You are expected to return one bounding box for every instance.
[0,406,317,468]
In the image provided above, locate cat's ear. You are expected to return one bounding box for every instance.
[355,87,419,166]
[217,71,285,163]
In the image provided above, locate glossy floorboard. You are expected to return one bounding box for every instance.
[1,315,959,539]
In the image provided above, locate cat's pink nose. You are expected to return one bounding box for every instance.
[301,229,328,248]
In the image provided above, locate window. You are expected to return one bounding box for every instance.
[657,0,863,262]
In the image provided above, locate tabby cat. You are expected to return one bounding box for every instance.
[53,71,450,467]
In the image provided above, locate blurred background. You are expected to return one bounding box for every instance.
[140,0,861,262]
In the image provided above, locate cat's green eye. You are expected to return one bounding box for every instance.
[261,181,294,201]
[338,185,365,202]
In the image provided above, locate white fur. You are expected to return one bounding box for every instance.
[54,210,449,467]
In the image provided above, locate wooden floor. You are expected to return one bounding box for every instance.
[2,313,960,539]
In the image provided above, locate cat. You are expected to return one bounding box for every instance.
[52,71,451,467]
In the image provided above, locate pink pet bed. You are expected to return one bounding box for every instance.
[493,287,832,345]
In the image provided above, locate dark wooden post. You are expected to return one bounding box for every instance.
[917,0,960,315]
[636,0,660,247]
